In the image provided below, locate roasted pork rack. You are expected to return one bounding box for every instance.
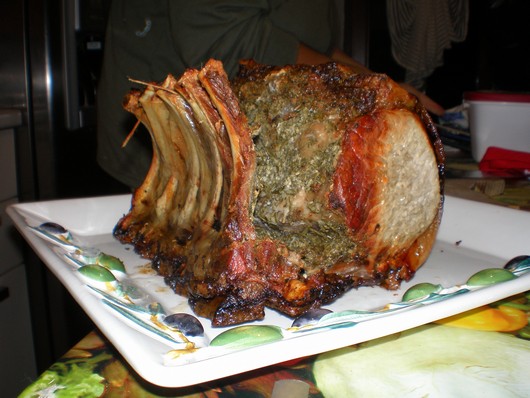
[114,59,445,326]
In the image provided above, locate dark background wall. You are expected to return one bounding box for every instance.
[367,0,530,110]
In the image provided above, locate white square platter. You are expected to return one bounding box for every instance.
[7,194,530,388]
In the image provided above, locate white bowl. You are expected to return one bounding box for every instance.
[464,91,530,162]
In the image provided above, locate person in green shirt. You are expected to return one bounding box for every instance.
[96,0,443,189]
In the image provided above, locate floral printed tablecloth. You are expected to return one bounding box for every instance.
[19,291,530,398]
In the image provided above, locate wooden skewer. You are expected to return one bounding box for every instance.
[122,119,141,148]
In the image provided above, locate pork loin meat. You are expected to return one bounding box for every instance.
[114,59,445,326]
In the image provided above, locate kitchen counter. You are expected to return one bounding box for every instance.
[444,147,530,210]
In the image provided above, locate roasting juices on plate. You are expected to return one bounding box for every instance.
[113,59,445,327]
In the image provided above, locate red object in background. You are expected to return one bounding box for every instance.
[479,147,530,177]
[464,91,530,103]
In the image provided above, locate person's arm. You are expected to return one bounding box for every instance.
[296,44,445,116]
[396,82,445,116]
[329,48,372,74]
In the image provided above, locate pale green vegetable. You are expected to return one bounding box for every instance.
[313,325,530,398]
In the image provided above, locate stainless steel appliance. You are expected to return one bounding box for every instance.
[0,1,116,385]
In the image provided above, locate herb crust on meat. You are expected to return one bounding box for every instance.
[114,59,445,326]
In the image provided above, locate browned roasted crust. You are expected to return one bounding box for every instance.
[114,59,445,326]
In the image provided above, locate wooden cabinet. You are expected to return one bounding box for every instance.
[0,110,37,397]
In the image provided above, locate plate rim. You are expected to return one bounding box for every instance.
[7,195,530,387]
